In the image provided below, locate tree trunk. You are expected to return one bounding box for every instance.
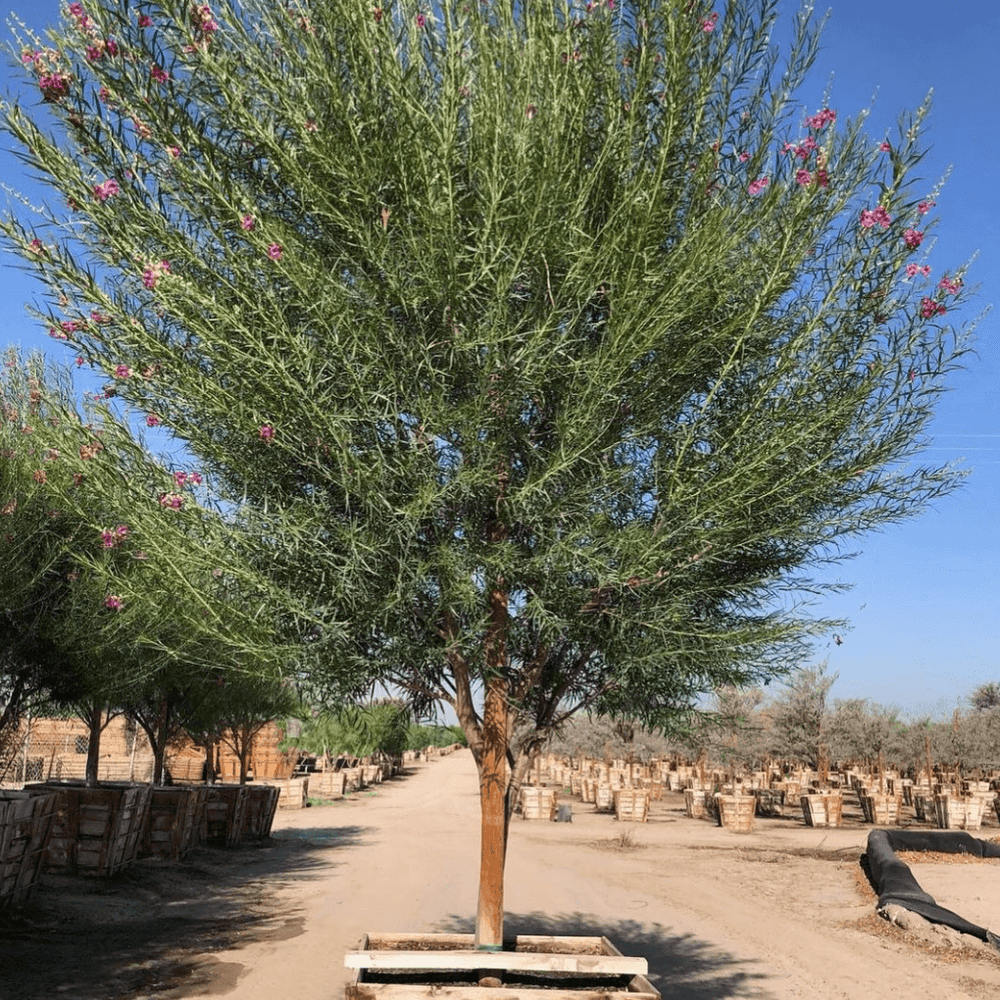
[475,672,509,951]
[152,698,170,785]
[205,735,217,784]
[84,702,102,787]
[239,723,251,785]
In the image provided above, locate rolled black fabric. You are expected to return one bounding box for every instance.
[866,829,1000,943]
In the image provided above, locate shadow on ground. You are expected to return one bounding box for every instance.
[0,824,374,1000]
[435,911,773,1000]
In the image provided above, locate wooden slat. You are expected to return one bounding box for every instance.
[345,952,647,975]
[347,987,658,1000]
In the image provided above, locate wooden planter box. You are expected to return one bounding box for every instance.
[311,770,347,798]
[243,785,281,840]
[203,784,249,846]
[520,787,557,821]
[614,789,649,823]
[800,792,843,828]
[859,791,901,825]
[345,932,660,1000]
[914,792,934,822]
[594,782,615,813]
[27,781,152,875]
[752,788,783,818]
[266,776,309,811]
[933,793,985,831]
[141,785,210,860]
[714,794,755,833]
[1,790,59,908]
[683,788,709,819]
[343,768,365,793]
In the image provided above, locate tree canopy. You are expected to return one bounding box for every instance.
[1,0,978,946]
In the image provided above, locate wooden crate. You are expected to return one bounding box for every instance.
[346,933,660,1000]
[141,786,210,860]
[203,784,249,846]
[800,793,843,828]
[26,782,152,875]
[714,794,755,833]
[0,790,59,908]
[934,793,985,831]
[311,770,347,798]
[520,787,557,821]
[859,791,902,826]
[614,790,649,823]
[243,785,281,840]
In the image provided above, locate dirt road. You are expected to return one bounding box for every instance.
[3,750,1000,999]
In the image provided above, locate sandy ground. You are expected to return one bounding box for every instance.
[2,750,1000,1000]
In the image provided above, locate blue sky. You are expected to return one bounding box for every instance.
[1,2,996,721]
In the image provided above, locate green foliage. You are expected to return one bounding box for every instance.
[292,700,412,758]
[0,2,978,763]
[405,723,468,751]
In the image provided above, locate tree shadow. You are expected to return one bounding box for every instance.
[434,911,774,1000]
[0,824,375,1000]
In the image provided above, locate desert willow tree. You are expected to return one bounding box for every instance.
[1,1,977,946]
[0,350,295,787]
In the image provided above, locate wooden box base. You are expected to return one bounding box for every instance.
[346,933,660,1000]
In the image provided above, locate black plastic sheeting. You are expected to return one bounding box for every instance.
[866,829,1000,946]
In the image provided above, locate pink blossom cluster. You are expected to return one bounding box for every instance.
[905,263,931,279]
[920,297,946,319]
[114,363,133,378]
[939,275,962,295]
[701,12,719,32]
[145,413,161,427]
[151,64,169,83]
[747,177,769,196]
[805,108,836,130]
[266,243,283,260]
[93,178,120,202]
[173,470,203,487]
[86,38,119,62]
[101,524,130,549]
[259,423,275,442]
[139,14,153,28]
[104,595,124,610]
[191,4,220,41]
[28,238,44,255]
[158,492,184,509]
[38,71,71,103]
[918,201,936,215]
[142,259,171,289]
[241,214,255,230]
[902,228,923,249]
[860,206,892,229]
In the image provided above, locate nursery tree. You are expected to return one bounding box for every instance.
[1,1,978,948]
[768,662,837,770]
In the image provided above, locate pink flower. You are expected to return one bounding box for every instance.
[168,145,182,158]
[104,595,124,610]
[158,492,184,509]
[114,364,133,379]
[142,259,170,289]
[905,263,931,279]
[138,14,152,27]
[860,206,892,229]
[815,169,829,189]
[805,108,837,130]
[90,310,110,324]
[416,12,426,28]
[266,243,283,260]
[145,413,161,427]
[93,178,120,202]
[920,297,946,319]
[737,151,750,163]
[241,214,255,230]
[701,13,718,32]
[150,64,169,83]
[795,169,812,187]
[747,177,769,196]
[903,228,923,249]
[28,238,44,254]
[38,72,71,103]
[259,424,275,442]
[879,141,891,152]
[939,275,962,295]
[918,200,935,215]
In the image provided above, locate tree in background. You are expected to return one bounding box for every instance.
[969,682,1000,713]
[768,662,837,773]
[1,1,978,947]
